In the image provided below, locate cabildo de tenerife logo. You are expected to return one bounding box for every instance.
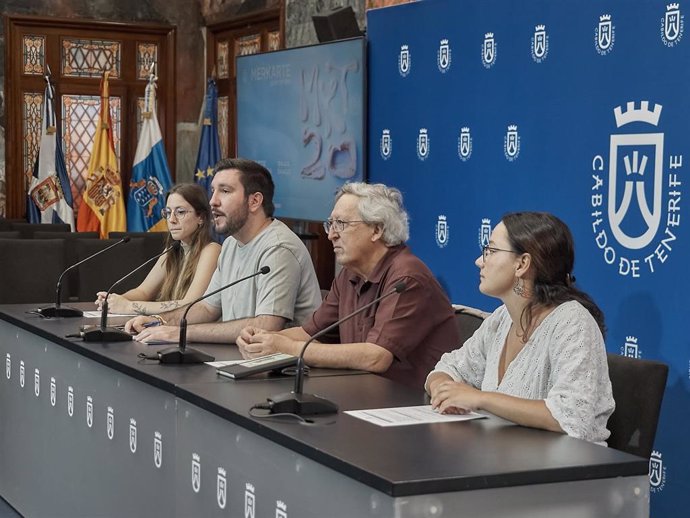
[595,14,616,55]
[590,101,682,277]
[482,32,497,68]
[531,25,549,63]
[398,44,411,77]
[437,39,451,73]
[436,215,449,248]
[417,128,430,161]
[504,125,520,161]
[661,3,684,47]
[650,450,666,493]
[621,336,642,358]
[458,127,472,161]
[380,129,392,160]
[478,218,492,250]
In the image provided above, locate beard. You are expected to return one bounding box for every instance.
[214,203,249,236]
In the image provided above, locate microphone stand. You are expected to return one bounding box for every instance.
[36,237,130,318]
[157,266,271,364]
[82,242,181,342]
[267,282,407,416]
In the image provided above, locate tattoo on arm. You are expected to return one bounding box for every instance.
[160,300,180,311]
[132,302,146,315]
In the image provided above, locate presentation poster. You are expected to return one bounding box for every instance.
[237,38,365,222]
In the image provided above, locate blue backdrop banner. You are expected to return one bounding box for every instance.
[367,0,689,513]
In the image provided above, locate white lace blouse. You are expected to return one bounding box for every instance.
[431,300,615,444]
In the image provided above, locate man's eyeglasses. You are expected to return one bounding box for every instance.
[323,219,366,233]
[162,208,193,220]
[481,245,519,262]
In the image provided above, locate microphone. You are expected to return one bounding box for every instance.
[81,241,181,342]
[35,237,131,318]
[157,265,271,364]
[266,281,407,416]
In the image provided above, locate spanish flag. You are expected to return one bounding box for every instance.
[77,71,126,237]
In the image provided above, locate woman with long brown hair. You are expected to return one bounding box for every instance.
[96,183,221,315]
[426,212,614,444]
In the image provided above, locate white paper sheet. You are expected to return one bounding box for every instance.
[345,405,486,427]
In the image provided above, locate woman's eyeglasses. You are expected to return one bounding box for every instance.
[162,208,193,220]
[481,245,519,262]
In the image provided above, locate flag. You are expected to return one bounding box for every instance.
[77,71,126,238]
[194,78,222,196]
[127,72,172,232]
[27,74,75,229]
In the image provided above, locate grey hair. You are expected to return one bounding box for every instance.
[336,182,409,246]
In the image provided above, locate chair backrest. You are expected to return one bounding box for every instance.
[34,232,99,301]
[606,353,668,459]
[108,231,168,259]
[75,238,149,301]
[11,222,71,238]
[0,238,67,304]
[0,218,24,231]
[34,231,99,240]
[0,231,21,239]
[453,304,489,348]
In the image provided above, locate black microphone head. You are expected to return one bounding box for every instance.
[122,236,131,243]
[259,266,270,274]
[171,241,182,251]
[393,282,407,293]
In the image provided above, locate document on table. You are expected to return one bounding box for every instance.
[345,405,486,427]
[83,310,135,318]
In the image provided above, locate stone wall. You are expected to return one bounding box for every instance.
[285,0,365,48]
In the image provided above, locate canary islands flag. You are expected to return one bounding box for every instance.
[27,75,75,229]
[194,78,221,196]
[76,71,126,237]
[127,73,172,232]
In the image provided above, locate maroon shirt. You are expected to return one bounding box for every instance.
[303,245,459,388]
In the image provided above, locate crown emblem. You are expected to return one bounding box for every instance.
[401,44,408,51]
[508,124,518,131]
[535,24,546,31]
[438,215,447,221]
[277,501,287,511]
[130,418,136,426]
[218,467,226,476]
[246,483,255,492]
[193,453,200,462]
[626,336,638,343]
[482,218,491,225]
[382,129,390,135]
[614,101,662,127]
[461,127,470,133]
[440,39,449,45]
[419,128,428,134]
[667,3,680,11]
[485,32,494,39]
[600,14,611,22]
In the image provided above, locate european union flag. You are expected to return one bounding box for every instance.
[194,78,222,197]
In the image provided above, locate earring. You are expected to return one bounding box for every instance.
[513,277,528,297]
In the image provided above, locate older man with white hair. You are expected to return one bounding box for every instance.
[238,182,459,388]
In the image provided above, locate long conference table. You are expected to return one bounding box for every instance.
[0,304,649,518]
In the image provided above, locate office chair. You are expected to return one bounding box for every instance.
[0,238,67,303]
[606,353,668,459]
[453,304,489,347]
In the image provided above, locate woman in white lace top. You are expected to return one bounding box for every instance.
[426,212,614,444]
